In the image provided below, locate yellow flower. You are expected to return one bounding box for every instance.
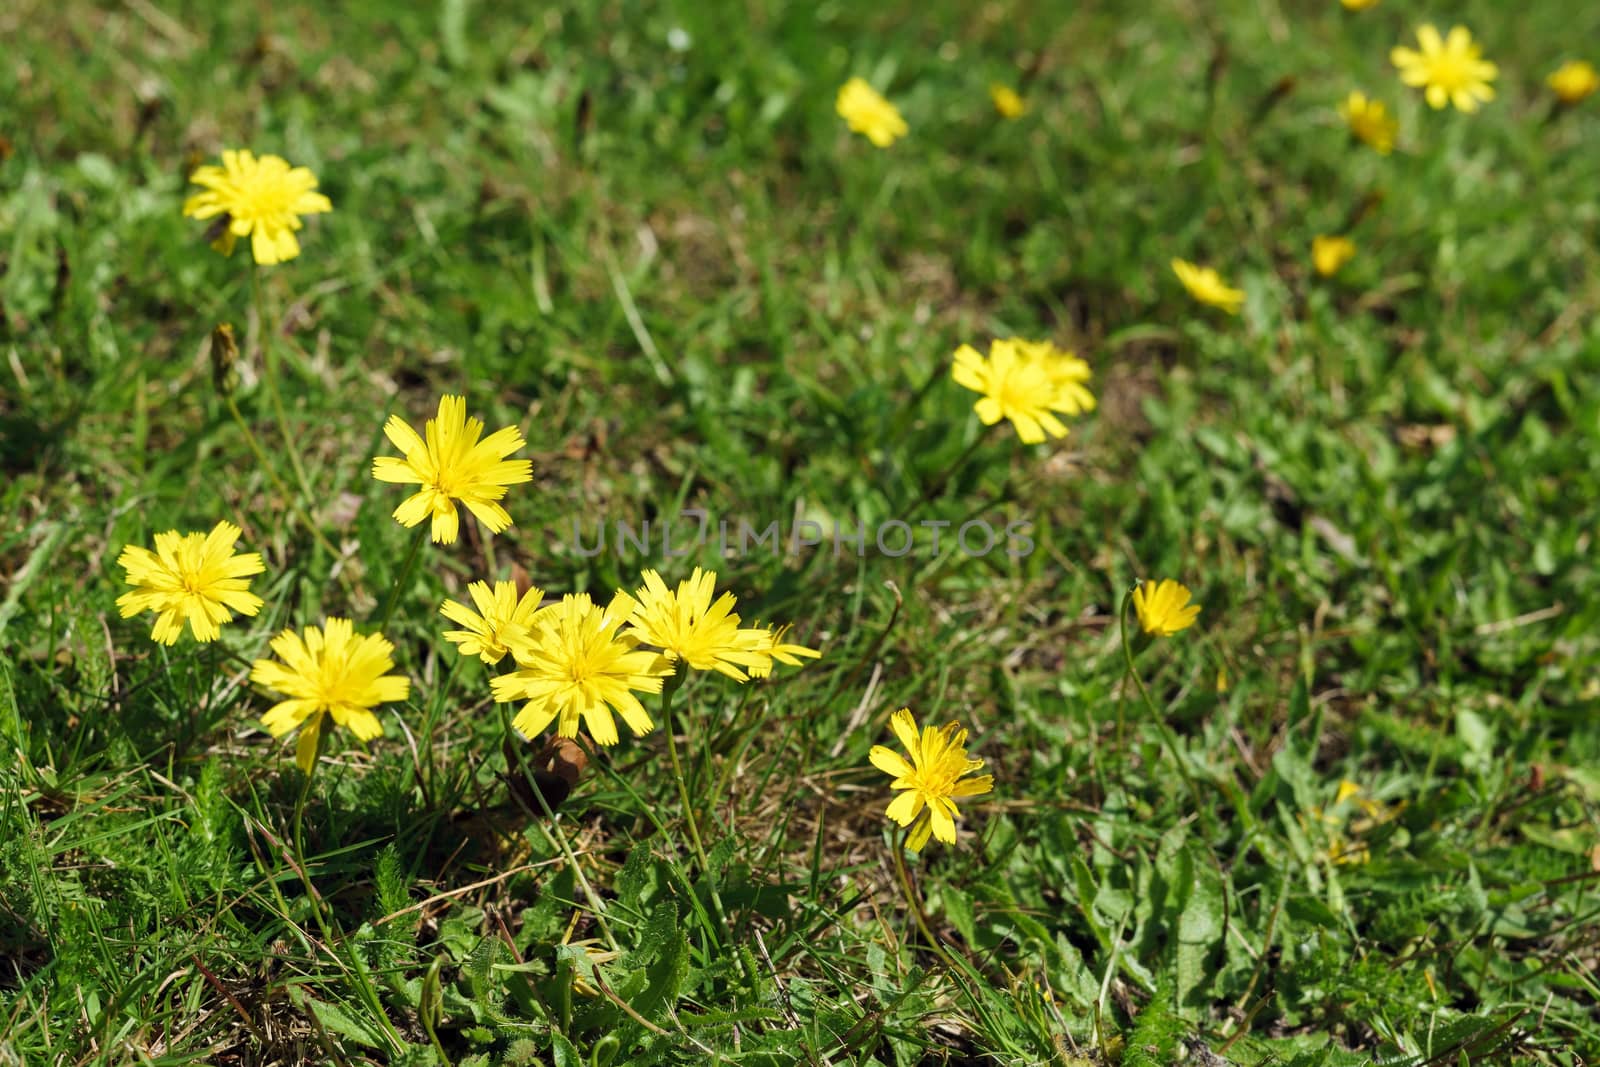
[372,395,534,545]
[1132,579,1200,637]
[1312,235,1357,277]
[1391,25,1498,113]
[1338,91,1397,155]
[989,83,1026,118]
[251,618,411,773]
[1171,259,1245,315]
[1340,0,1379,9]
[440,580,548,665]
[115,521,265,645]
[1015,339,1096,416]
[491,591,671,746]
[869,708,993,852]
[951,339,1086,444]
[182,149,331,265]
[836,77,908,147]
[1548,60,1599,105]
[746,623,822,679]
[625,568,773,680]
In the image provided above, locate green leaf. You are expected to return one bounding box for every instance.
[1176,847,1226,1017]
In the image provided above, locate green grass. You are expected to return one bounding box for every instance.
[5,0,1600,1063]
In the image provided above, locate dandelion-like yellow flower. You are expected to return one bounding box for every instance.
[1340,0,1379,10]
[1171,259,1245,315]
[1338,91,1397,155]
[372,395,534,545]
[491,592,671,745]
[989,83,1026,118]
[1312,235,1357,277]
[625,568,773,680]
[1391,25,1497,113]
[251,618,411,773]
[951,339,1086,444]
[440,580,548,665]
[115,521,265,645]
[1015,339,1096,416]
[1132,579,1200,637]
[836,77,908,147]
[1548,60,1599,105]
[746,623,822,680]
[181,149,331,266]
[870,708,992,852]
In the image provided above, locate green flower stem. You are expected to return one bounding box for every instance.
[378,527,428,632]
[890,828,961,974]
[249,266,321,532]
[1117,590,1215,836]
[659,670,756,989]
[497,705,620,955]
[904,431,989,521]
[222,392,345,565]
[287,720,405,1052]
[659,669,709,871]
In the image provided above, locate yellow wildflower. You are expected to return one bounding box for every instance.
[746,623,822,679]
[1015,339,1096,416]
[1340,0,1379,9]
[626,568,773,680]
[1132,579,1200,637]
[1338,91,1397,155]
[1171,259,1245,315]
[116,520,265,645]
[182,149,331,265]
[1548,61,1599,105]
[836,77,908,147]
[1312,235,1356,277]
[491,591,671,746]
[951,339,1085,444]
[372,395,534,545]
[989,83,1026,118]
[440,580,548,665]
[251,618,411,773]
[1391,25,1497,113]
[870,708,993,852]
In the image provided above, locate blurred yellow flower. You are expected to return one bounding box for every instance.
[1339,91,1397,155]
[626,568,773,680]
[870,708,992,851]
[1548,60,1599,105]
[440,580,548,665]
[952,339,1087,444]
[1312,235,1357,277]
[1392,25,1497,112]
[1171,259,1245,315]
[836,77,908,147]
[116,521,265,645]
[1340,0,1379,9]
[989,83,1026,118]
[182,149,331,265]
[372,395,534,545]
[1132,579,1200,637]
[491,591,671,746]
[252,618,410,773]
[1016,339,1096,416]
[746,623,822,679]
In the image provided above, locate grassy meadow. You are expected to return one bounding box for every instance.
[4,0,1600,1063]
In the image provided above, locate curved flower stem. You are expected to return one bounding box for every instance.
[904,432,989,522]
[659,670,756,989]
[378,527,428,632]
[1117,590,1214,836]
[498,705,620,955]
[659,670,709,870]
[250,267,319,511]
[889,828,961,974]
[287,721,405,1051]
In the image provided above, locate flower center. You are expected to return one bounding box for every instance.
[233,172,298,224]
[1427,51,1476,91]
